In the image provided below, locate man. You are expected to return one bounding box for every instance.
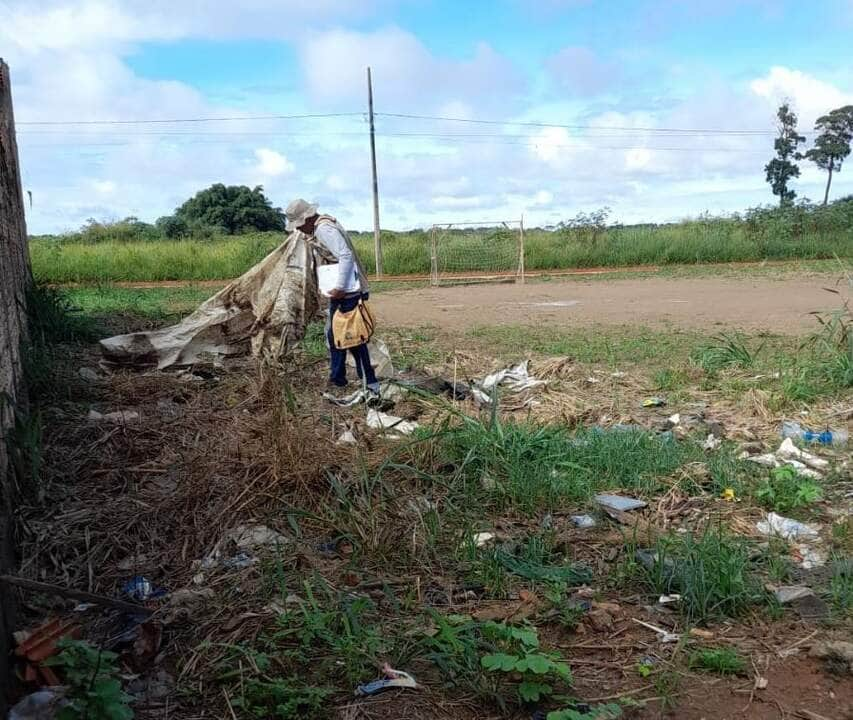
[284,198,380,399]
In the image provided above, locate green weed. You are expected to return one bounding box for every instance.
[754,466,823,513]
[829,555,853,617]
[547,703,623,720]
[44,638,133,720]
[426,415,698,514]
[640,525,764,624]
[688,647,747,675]
[692,333,760,373]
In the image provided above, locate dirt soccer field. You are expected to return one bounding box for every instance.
[373,276,850,334]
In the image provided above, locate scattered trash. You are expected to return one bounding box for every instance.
[754,675,768,690]
[323,388,371,407]
[222,551,256,569]
[808,641,853,673]
[594,494,647,512]
[743,440,826,480]
[87,409,140,423]
[642,397,666,407]
[123,576,163,602]
[777,437,830,470]
[571,514,597,528]
[688,627,714,640]
[668,413,681,425]
[473,532,496,547]
[117,554,150,572]
[756,512,819,541]
[355,664,418,696]
[8,689,68,720]
[770,585,829,619]
[781,420,848,447]
[792,543,827,570]
[78,367,101,382]
[720,487,736,502]
[336,429,357,445]
[366,409,419,437]
[703,433,722,451]
[474,361,546,404]
[585,376,600,384]
[14,617,81,686]
[658,594,681,605]
[127,669,174,701]
[631,618,679,643]
[200,524,290,573]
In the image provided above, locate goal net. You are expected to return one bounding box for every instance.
[429,220,524,285]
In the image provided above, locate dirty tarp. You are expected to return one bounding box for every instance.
[100,233,320,369]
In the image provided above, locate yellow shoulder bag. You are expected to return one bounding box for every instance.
[332,299,376,349]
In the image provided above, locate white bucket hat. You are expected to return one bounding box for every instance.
[285,198,318,231]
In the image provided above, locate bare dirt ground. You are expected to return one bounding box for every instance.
[373,276,849,334]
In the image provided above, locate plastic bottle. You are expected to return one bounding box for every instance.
[781,420,848,446]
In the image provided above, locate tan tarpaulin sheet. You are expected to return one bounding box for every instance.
[100,233,320,369]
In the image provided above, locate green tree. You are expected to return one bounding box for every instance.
[805,105,853,205]
[173,184,286,234]
[764,103,805,206]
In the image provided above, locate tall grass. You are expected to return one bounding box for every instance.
[30,204,853,283]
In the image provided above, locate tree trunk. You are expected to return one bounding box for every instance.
[823,166,833,206]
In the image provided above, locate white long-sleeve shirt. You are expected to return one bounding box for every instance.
[314,221,357,292]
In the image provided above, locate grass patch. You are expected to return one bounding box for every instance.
[639,525,765,625]
[469,324,700,366]
[31,203,853,283]
[691,333,761,373]
[416,415,700,514]
[62,285,219,321]
[688,648,747,675]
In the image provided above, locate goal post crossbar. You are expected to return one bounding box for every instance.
[429,217,525,286]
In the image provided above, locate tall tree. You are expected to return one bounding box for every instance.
[765,103,805,206]
[173,184,286,233]
[805,105,853,205]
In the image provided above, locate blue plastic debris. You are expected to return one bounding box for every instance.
[123,576,165,602]
[355,665,418,696]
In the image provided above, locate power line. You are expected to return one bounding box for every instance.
[16,112,364,126]
[375,111,814,136]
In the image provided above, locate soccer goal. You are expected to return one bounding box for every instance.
[429,219,525,286]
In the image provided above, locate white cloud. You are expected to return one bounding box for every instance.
[532,127,572,163]
[91,179,117,195]
[253,148,294,178]
[298,27,524,113]
[750,66,853,126]
[624,148,652,170]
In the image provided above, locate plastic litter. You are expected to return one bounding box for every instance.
[123,576,163,602]
[355,664,418,696]
[631,618,679,643]
[781,420,848,447]
[777,437,829,470]
[474,360,546,404]
[756,512,819,541]
[473,532,496,547]
[366,409,419,437]
[642,397,666,407]
[571,514,597,528]
[658,594,681,605]
[9,689,68,720]
[594,494,647,512]
[720,487,736,502]
[336,430,357,445]
[78,367,101,382]
[703,433,722,450]
[87,409,140,423]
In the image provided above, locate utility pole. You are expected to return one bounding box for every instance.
[367,66,383,277]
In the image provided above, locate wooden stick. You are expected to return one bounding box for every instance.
[0,574,152,615]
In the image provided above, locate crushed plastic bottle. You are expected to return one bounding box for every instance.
[781,420,848,447]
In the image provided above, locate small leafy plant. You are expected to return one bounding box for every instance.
[480,622,572,703]
[755,466,823,513]
[688,647,747,675]
[547,703,623,720]
[44,638,133,720]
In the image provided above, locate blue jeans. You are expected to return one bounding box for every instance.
[327,294,378,389]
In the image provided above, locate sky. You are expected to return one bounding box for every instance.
[2,0,853,234]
